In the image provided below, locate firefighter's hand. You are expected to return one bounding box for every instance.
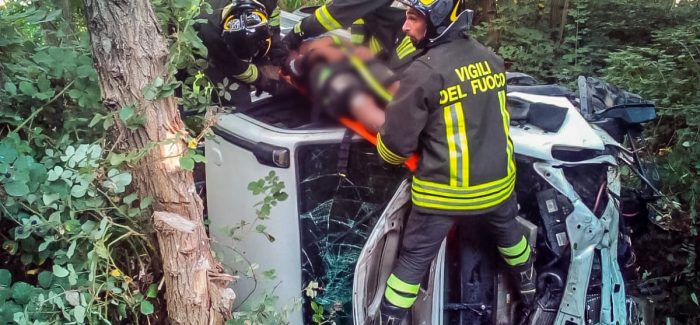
[281,29,304,53]
[253,73,283,96]
[269,29,287,66]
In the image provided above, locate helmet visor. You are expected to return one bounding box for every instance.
[223,10,268,31]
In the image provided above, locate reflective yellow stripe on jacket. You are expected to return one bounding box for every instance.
[395,36,416,60]
[410,98,515,211]
[314,5,342,31]
[377,133,406,165]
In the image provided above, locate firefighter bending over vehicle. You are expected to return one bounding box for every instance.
[298,1,537,323]
[196,0,286,106]
[280,0,420,75]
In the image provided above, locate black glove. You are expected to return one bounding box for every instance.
[281,28,304,52]
[252,73,283,97]
[269,28,287,66]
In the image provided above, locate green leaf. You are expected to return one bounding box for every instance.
[146,283,158,298]
[108,152,126,166]
[140,300,154,315]
[67,240,77,258]
[119,106,135,122]
[71,184,88,198]
[47,166,63,181]
[65,290,80,306]
[3,81,17,95]
[692,292,699,306]
[274,191,289,201]
[74,305,86,323]
[4,181,30,197]
[140,197,154,209]
[67,264,77,286]
[124,193,138,205]
[11,282,34,305]
[88,114,105,128]
[179,156,195,171]
[42,192,60,205]
[52,265,69,278]
[37,271,52,289]
[0,269,11,287]
[19,81,37,96]
[192,153,207,163]
[262,269,277,280]
[311,301,321,313]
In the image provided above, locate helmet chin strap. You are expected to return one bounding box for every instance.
[428,9,472,44]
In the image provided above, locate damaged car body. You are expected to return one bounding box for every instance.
[204,11,663,325]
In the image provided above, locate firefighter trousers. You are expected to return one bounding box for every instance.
[382,194,533,309]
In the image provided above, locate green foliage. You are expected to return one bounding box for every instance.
[474,0,700,320]
[0,0,186,323]
[278,0,324,11]
[601,19,700,319]
[215,171,300,323]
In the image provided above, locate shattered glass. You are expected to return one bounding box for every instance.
[297,141,408,324]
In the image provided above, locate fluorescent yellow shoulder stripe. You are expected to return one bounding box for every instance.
[349,56,393,103]
[314,5,342,31]
[395,36,416,59]
[353,18,365,25]
[369,36,382,54]
[234,64,259,84]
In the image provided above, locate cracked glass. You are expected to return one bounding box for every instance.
[296,140,408,324]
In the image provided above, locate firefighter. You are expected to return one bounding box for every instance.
[196,0,285,106]
[280,0,419,74]
[334,1,537,322]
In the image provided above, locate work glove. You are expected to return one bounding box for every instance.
[252,73,284,97]
[282,26,304,52]
[269,28,287,66]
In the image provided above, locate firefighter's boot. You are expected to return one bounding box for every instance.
[379,298,409,324]
[517,264,537,305]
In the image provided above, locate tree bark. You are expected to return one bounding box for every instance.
[82,0,235,324]
[550,0,570,44]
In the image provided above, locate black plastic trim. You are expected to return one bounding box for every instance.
[211,125,290,168]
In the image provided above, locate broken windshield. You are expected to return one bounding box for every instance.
[296,140,408,324]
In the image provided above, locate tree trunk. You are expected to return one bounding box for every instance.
[82,1,235,324]
[480,0,499,47]
[550,0,570,44]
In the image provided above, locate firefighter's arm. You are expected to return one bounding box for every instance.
[377,62,438,165]
[293,0,390,41]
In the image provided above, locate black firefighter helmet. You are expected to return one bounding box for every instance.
[221,0,272,61]
[394,0,471,43]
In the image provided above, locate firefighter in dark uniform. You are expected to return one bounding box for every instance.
[196,0,284,106]
[280,0,418,72]
[368,0,536,322]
